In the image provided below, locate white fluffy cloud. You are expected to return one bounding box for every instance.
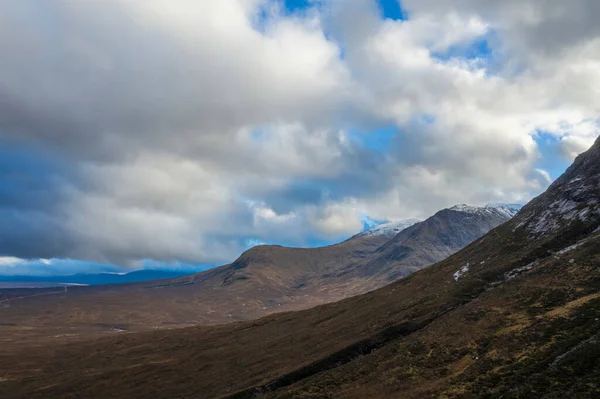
[0,0,599,267]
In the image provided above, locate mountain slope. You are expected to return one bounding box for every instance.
[1,138,597,398]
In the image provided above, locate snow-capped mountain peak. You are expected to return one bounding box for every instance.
[358,204,522,240]
[357,219,422,238]
[448,203,522,219]
[449,204,483,213]
[485,203,523,218]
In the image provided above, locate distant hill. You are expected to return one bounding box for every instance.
[0,270,189,287]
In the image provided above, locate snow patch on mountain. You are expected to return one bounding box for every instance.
[514,156,600,237]
[487,204,523,218]
[449,204,522,218]
[454,263,470,281]
[517,189,600,236]
[505,260,539,280]
[358,219,422,238]
[557,237,593,255]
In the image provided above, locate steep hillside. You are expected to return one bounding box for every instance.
[0,139,597,399]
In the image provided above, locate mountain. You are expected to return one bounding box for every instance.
[0,270,189,287]
[350,203,523,283]
[1,138,598,398]
[0,203,515,345]
[207,203,518,297]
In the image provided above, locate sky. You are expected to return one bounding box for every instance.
[1,0,599,275]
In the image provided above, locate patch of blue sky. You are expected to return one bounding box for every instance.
[432,37,493,63]
[303,236,345,248]
[351,116,433,152]
[357,115,434,162]
[284,0,312,13]
[139,259,214,273]
[534,131,572,181]
[246,235,345,250]
[280,0,407,21]
[250,128,270,141]
[256,0,407,39]
[0,258,122,276]
[245,238,268,249]
[253,0,314,32]
[0,143,68,179]
[361,214,387,231]
[253,5,272,33]
[430,29,505,77]
[377,0,407,21]
[348,125,398,152]
[0,258,216,276]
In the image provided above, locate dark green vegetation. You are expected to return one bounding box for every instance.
[1,139,599,399]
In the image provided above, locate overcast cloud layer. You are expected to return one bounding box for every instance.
[1,0,599,270]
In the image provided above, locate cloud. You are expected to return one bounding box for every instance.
[0,0,598,268]
[399,0,600,55]
[0,257,25,267]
